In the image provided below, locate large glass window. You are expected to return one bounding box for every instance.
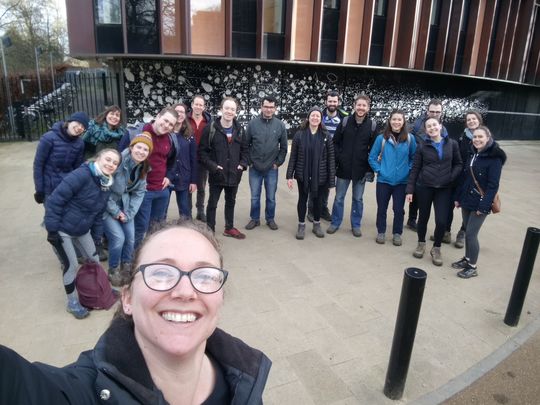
[191,0,226,56]
[232,0,257,57]
[370,0,388,65]
[161,0,181,54]
[454,0,471,74]
[425,0,442,70]
[264,0,286,59]
[94,0,124,53]
[320,0,340,62]
[126,0,160,54]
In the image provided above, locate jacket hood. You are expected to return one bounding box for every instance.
[53,121,79,142]
[476,140,507,165]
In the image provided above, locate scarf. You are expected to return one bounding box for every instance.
[302,129,323,196]
[83,120,125,145]
[89,161,114,190]
[464,128,474,140]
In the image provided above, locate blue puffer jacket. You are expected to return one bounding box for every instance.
[369,133,417,185]
[33,122,85,195]
[456,141,506,214]
[105,149,147,222]
[167,131,198,191]
[45,163,111,236]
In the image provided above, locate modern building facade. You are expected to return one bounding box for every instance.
[66,0,540,139]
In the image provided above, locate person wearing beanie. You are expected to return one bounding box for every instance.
[67,111,90,131]
[286,106,335,240]
[45,148,121,319]
[104,134,152,287]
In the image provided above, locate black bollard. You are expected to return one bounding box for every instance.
[504,227,540,327]
[384,267,427,400]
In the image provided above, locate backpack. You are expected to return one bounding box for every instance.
[76,261,118,310]
[341,115,377,133]
[378,134,412,161]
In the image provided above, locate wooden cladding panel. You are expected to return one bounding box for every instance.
[507,0,536,82]
[66,0,96,54]
[414,0,433,69]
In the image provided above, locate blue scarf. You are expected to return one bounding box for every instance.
[83,120,125,145]
[89,161,114,190]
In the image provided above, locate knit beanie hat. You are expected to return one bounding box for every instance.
[129,132,154,154]
[307,106,322,117]
[67,111,90,130]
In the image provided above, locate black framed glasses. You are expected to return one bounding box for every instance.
[138,263,228,294]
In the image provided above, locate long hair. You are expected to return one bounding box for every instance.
[300,108,328,133]
[95,105,122,130]
[172,102,194,138]
[383,109,409,143]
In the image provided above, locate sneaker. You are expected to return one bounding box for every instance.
[312,222,325,238]
[223,228,246,239]
[321,209,332,222]
[245,219,260,230]
[454,230,465,248]
[266,220,278,230]
[96,244,108,261]
[196,212,207,222]
[307,212,314,223]
[352,228,362,237]
[296,223,305,240]
[413,242,426,258]
[451,257,469,269]
[430,247,443,266]
[326,224,339,234]
[457,265,478,279]
[67,300,89,319]
[376,233,386,244]
[407,219,417,231]
[392,234,402,246]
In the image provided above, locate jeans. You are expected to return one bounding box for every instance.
[104,216,135,269]
[171,189,192,219]
[297,181,325,222]
[415,185,453,247]
[249,166,278,222]
[331,177,366,229]
[206,184,239,232]
[189,161,208,215]
[375,182,406,235]
[461,208,487,264]
[134,188,170,248]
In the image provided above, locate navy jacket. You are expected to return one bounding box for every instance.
[0,317,272,404]
[167,131,198,191]
[33,122,85,195]
[456,141,506,214]
[45,164,111,236]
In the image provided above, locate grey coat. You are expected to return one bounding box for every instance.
[246,115,288,172]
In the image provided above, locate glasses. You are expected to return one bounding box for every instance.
[138,263,228,294]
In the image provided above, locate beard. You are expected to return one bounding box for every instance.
[326,105,337,113]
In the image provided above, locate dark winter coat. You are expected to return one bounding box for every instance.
[246,115,288,172]
[33,122,85,195]
[45,163,111,236]
[456,141,506,214]
[167,131,198,191]
[286,127,336,188]
[0,316,272,404]
[410,115,449,141]
[332,116,376,181]
[406,135,463,194]
[199,119,248,187]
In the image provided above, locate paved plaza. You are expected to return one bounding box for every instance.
[0,140,539,404]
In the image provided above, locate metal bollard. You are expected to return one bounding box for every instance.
[384,268,427,400]
[504,227,540,327]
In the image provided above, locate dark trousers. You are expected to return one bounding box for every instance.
[189,161,208,214]
[408,194,418,221]
[206,184,238,232]
[416,185,452,247]
[297,181,324,222]
[375,182,406,235]
[308,187,330,213]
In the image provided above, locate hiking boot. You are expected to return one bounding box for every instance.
[67,299,89,319]
[245,219,260,230]
[306,211,314,223]
[376,233,386,244]
[413,242,426,258]
[121,262,133,285]
[352,228,362,237]
[407,219,417,231]
[296,223,305,240]
[429,232,452,244]
[457,265,478,279]
[223,228,246,239]
[326,224,338,234]
[108,266,123,287]
[266,220,278,230]
[321,209,332,222]
[196,212,207,222]
[454,230,465,248]
[96,244,108,261]
[312,222,325,238]
[392,234,402,246]
[430,247,443,266]
[452,257,469,269]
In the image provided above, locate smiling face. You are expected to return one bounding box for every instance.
[466,113,480,131]
[261,100,276,119]
[308,110,322,128]
[191,96,205,118]
[95,150,120,176]
[354,98,369,119]
[106,109,121,127]
[122,227,224,360]
[130,142,150,164]
[153,112,177,136]
[325,95,339,113]
[67,121,86,137]
[389,112,405,133]
[472,128,490,150]
[174,105,186,126]
[220,99,237,122]
[424,117,442,140]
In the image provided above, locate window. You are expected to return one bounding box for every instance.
[374,0,387,17]
[454,0,471,74]
[425,0,442,70]
[263,0,287,59]
[320,0,341,62]
[126,0,160,54]
[161,0,181,54]
[232,0,257,57]
[94,0,123,53]
[191,0,226,56]
[370,0,388,65]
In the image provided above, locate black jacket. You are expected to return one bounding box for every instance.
[406,135,463,194]
[0,317,272,404]
[333,116,376,181]
[286,127,336,188]
[199,119,249,187]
